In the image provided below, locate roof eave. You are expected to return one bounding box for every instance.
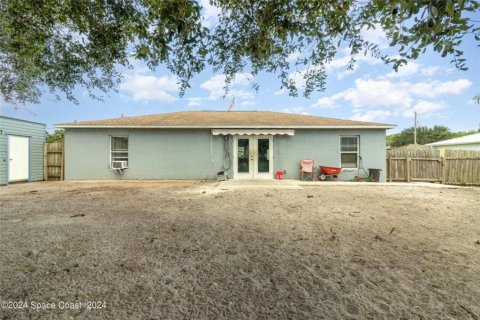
[0,115,46,126]
[427,142,480,147]
[56,124,396,129]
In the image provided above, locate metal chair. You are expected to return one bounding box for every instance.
[300,159,315,181]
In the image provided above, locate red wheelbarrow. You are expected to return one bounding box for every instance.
[318,166,341,181]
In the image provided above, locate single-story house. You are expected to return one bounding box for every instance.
[426,132,480,152]
[0,116,46,185]
[56,111,395,181]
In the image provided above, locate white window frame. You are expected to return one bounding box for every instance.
[340,136,359,169]
[110,136,129,168]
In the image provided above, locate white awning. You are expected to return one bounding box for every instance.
[211,129,295,136]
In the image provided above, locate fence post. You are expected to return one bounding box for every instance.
[388,157,392,182]
[44,143,48,181]
[406,157,411,183]
[61,139,65,180]
[440,156,446,184]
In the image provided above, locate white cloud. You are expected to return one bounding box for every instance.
[127,58,150,75]
[187,97,204,107]
[190,73,256,108]
[381,63,455,79]
[200,73,252,99]
[407,100,448,117]
[420,66,454,77]
[385,62,420,78]
[340,78,471,110]
[342,78,412,110]
[312,97,337,109]
[316,76,471,121]
[290,62,351,88]
[275,49,383,94]
[311,92,347,109]
[326,52,381,75]
[336,65,359,79]
[233,90,255,100]
[200,0,220,28]
[287,69,309,89]
[282,106,309,115]
[240,100,256,106]
[420,66,439,77]
[351,110,391,122]
[286,50,301,64]
[274,26,387,92]
[361,24,389,48]
[409,79,472,98]
[120,74,179,103]
[274,88,287,96]
[467,97,480,105]
[325,55,352,73]
[325,51,381,80]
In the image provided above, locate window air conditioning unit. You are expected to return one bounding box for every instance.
[112,161,128,169]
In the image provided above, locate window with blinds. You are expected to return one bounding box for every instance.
[340,136,359,168]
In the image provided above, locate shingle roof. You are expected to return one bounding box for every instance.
[56,111,395,129]
[426,132,480,146]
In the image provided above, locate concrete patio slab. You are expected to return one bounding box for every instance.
[216,179,472,190]
[217,179,303,190]
[296,181,470,188]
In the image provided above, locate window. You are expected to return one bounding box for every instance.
[340,136,359,168]
[110,136,128,167]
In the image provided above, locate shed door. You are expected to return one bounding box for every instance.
[8,135,29,182]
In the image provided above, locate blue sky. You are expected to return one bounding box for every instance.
[0,5,479,134]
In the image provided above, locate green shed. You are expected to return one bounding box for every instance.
[0,116,46,185]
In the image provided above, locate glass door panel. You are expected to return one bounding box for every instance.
[257,139,270,173]
[237,139,250,173]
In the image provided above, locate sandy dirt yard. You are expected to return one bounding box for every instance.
[0,181,479,320]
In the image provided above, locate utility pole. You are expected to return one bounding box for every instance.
[414,111,417,145]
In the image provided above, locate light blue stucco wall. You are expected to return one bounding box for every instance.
[65,129,227,180]
[0,116,46,185]
[274,129,387,181]
[64,128,387,182]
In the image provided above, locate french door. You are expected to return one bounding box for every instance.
[233,136,273,179]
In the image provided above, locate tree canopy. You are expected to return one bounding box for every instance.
[1,0,479,105]
[387,126,479,147]
[46,129,64,143]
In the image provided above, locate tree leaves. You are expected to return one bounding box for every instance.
[474,94,480,104]
[0,0,478,105]
[388,126,480,147]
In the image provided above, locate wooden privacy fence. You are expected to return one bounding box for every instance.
[387,147,480,185]
[44,140,64,181]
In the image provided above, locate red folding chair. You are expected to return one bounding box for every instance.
[300,160,315,181]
